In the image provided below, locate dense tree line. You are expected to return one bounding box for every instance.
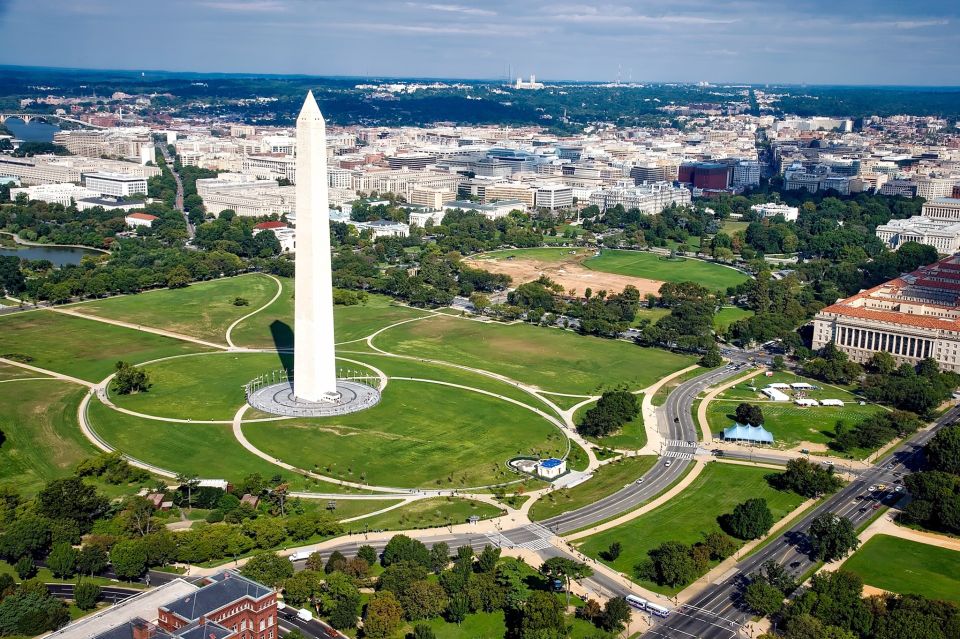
[577,390,639,438]
[898,425,960,536]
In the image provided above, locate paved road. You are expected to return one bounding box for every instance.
[159,145,193,240]
[643,402,960,639]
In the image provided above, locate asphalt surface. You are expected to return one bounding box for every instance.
[642,402,960,639]
[159,146,193,239]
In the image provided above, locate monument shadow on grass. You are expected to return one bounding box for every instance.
[270,320,294,372]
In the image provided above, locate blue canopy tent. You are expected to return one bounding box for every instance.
[722,422,774,444]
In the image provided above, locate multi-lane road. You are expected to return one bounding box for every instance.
[643,403,960,639]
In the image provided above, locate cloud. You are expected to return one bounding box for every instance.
[200,0,287,13]
[850,18,949,29]
[405,2,497,16]
[331,21,541,37]
[542,8,737,26]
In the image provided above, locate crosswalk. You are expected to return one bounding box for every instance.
[665,439,698,448]
[485,523,556,551]
[663,449,695,460]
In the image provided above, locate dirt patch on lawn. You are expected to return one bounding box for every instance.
[466,254,664,296]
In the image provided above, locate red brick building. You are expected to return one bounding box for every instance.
[158,572,277,639]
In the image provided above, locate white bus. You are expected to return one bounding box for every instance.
[626,595,648,610]
[647,603,670,618]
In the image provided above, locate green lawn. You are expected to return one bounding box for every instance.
[583,250,749,292]
[110,352,374,421]
[87,398,366,493]
[840,534,960,602]
[373,314,696,395]
[714,307,754,331]
[0,311,208,382]
[576,462,805,595]
[343,497,501,532]
[576,399,647,450]
[529,456,657,521]
[705,371,884,455]
[243,379,565,488]
[0,560,145,590]
[69,274,278,344]
[0,360,45,380]
[721,220,750,235]
[0,379,98,496]
[228,277,429,348]
[473,247,594,262]
[633,307,671,326]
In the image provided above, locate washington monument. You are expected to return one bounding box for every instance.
[293,91,339,403]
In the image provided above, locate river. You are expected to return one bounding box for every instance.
[4,117,61,143]
[0,244,101,266]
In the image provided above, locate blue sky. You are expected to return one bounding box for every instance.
[0,0,957,84]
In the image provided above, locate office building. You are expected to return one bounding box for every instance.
[84,172,148,198]
[813,254,960,373]
[409,186,452,209]
[484,182,535,208]
[875,198,960,254]
[196,174,296,217]
[751,202,799,222]
[588,182,692,214]
[678,162,730,190]
[732,160,761,187]
[534,183,574,211]
[387,153,434,170]
[9,183,99,206]
[0,155,161,186]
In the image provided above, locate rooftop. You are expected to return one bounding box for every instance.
[540,458,564,468]
[162,571,272,622]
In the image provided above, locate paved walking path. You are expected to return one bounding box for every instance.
[225,273,283,348]
[0,357,94,388]
[696,369,764,443]
[49,306,227,351]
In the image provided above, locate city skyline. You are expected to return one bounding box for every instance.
[0,0,958,85]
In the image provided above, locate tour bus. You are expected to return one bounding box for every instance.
[288,550,312,562]
[647,603,670,618]
[626,594,648,610]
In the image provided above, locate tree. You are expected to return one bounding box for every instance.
[378,561,429,604]
[325,550,347,574]
[702,531,738,560]
[357,544,378,566]
[0,589,70,636]
[112,361,152,395]
[700,344,723,368]
[734,402,764,426]
[46,543,77,578]
[539,557,592,608]
[476,545,500,574]
[724,498,775,540]
[808,513,860,562]
[413,622,437,639]
[76,544,109,576]
[445,593,469,625]
[401,580,448,621]
[110,540,147,580]
[774,458,844,497]
[518,591,566,639]
[868,351,896,375]
[600,597,632,632]
[429,541,449,573]
[382,534,430,568]
[927,425,960,475]
[73,582,101,611]
[240,552,294,587]
[772,355,786,371]
[601,541,622,561]
[578,390,640,438]
[363,591,404,639]
[469,292,491,315]
[36,477,108,529]
[744,579,784,616]
[0,515,51,561]
[637,541,699,588]
[14,557,36,580]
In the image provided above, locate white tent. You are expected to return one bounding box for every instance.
[762,387,790,402]
[794,398,819,407]
[790,382,815,389]
[821,399,845,406]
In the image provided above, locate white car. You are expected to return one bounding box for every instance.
[635,478,645,484]
[664,460,673,467]
[868,485,877,492]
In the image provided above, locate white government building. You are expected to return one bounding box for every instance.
[875,197,960,254]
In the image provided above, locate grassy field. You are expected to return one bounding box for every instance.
[714,307,754,330]
[343,497,501,532]
[0,379,97,496]
[583,250,749,291]
[69,274,278,344]
[652,367,704,407]
[243,379,565,488]
[633,306,671,326]
[573,399,648,450]
[111,352,374,421]
[840,534,960,602]
[0,360,45,380]
[373,314,695,394]
[705,371,884,455]
[0,311,208,382]
[721,220,750,235]
[576,462,805,595]
[228,277,429,348]
[529,456,657,521]
[474,247,594,262]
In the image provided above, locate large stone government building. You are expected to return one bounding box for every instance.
[813,254,960,372]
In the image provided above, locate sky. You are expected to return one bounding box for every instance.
[0,0,958,85]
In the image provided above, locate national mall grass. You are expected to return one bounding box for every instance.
[840,534,960,602]
[576,462,805,595]
[529,456,657,521]
[0,311,207,382]
[584,250,749,291]
[69,273,278,344]
[374,314,695,394]
[242,378,565,488]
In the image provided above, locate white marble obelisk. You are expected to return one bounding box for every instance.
[293,91,339,403]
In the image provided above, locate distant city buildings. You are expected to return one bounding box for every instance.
[875,198,960,254]
[588,182,692,214]
[751,202,799,222]
[0,155,160,186]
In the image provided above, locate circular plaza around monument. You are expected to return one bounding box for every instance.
[246,378,381,417]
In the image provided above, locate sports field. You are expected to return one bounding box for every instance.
[529,456,657,521]
[0,311,208,382]
[576,462,805,595]
[242,378,565,488]
[0,379,96,496]
[473,247,595,262]
[583,250,749,292]
[373,314,695,394]
[840,534,960,602]
[69,274,278,344]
